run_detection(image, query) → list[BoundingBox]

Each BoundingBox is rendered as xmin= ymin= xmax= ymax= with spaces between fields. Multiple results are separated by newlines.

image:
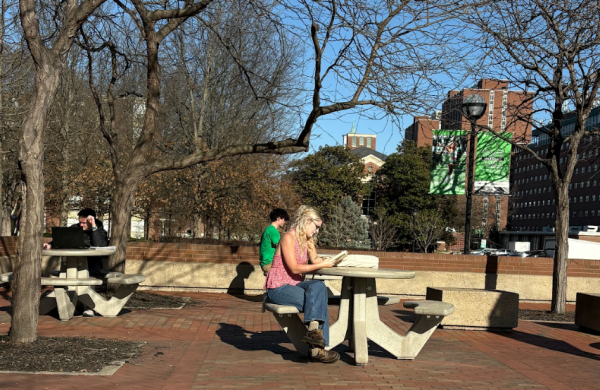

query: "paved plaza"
xmin=0 ymin=289 xmax=598 ymax=390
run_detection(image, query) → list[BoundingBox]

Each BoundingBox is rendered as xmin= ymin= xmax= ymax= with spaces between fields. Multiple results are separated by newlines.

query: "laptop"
xmin=51 ymin=226 xmax=88 ymax=249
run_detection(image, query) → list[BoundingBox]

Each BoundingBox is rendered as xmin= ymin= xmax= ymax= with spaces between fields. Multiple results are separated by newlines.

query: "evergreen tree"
xmin=376 ymin=140 xmax=456 ymax=247
xmin=289 ymin=145 xmax=370 ymax=220
xmin=320 ymin=196 xmax=370 ymax=249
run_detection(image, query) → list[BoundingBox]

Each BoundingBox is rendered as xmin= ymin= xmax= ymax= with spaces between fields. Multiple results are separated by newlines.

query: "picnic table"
xmin=1 ymin=248 xmax=145 ymax=321
xmin=311 ymin=267 xmax=453 ymax=365
xmin=40 ymin=248 xmax=146 ymax=320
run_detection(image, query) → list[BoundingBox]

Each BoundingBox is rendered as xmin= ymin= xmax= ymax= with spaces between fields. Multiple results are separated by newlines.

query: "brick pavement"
xmin=0 ymin=290 xmax=598 ymax=390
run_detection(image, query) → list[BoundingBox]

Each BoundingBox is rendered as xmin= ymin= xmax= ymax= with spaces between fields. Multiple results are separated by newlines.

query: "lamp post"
xmin=461 ymin=94 xmax=487 ymax=255
xmin=412 ymin=209 xmax=418 ymax=252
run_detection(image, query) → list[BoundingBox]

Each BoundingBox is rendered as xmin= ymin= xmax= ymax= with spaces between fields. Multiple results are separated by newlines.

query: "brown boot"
xmin=310 ymin=347 xmax=340 ymax=364
xmin=302 ymin=329 xmax=326 ymax=348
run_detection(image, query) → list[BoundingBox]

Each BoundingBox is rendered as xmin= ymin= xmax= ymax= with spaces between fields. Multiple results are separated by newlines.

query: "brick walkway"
xmin=0 ymin=291 xmax=598 ymax=390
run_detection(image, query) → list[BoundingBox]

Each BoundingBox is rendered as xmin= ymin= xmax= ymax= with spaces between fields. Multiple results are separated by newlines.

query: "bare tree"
xmin=12 ymin=0 xmax=108 ymax=343
xmin=412 ymin=209 xmax=446 ymax=253
xmin=369 ymin=208 xmax=397 ymax=251
xmin=461 ymin=0 xmax=600 ymax=313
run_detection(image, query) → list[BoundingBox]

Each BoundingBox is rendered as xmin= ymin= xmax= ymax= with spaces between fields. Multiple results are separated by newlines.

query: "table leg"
xmin=364 ymin=278 xmax=405 ymax=359
xmin=54 ymin=287 xmax=76 ymax=321
xmin=352 ymin=277 xmax=369 ymax=365
xmin=326 ymin=277 xmax=352 ymax=350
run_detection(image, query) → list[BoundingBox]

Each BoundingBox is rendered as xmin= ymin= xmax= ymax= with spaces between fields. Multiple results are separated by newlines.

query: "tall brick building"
xmin=403 ymin=79 xmax=534 ymax=244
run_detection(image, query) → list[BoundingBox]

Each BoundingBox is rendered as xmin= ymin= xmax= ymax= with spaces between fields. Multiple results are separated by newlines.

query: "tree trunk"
xmin=107 ymin=175 xmax=140 ymax=274
xmin=551 ymin=184 xmax=569 ymax=314
xmin=11 ymin=68 xmax=61 ymax=343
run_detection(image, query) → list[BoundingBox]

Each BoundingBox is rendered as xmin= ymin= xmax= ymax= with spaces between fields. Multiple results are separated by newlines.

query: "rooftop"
xmin=350 ymin=146 xmax=388 ymax=161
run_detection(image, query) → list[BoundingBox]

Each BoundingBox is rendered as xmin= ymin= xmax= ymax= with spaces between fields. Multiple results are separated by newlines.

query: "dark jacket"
xmin=69 ymin=220 xmax=109 ymax=248
xmin=69 ymin=220 xmax=109 ymax=277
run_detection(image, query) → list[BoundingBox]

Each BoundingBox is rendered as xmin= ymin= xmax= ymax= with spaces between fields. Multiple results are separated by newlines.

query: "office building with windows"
xmin=508 ymin=106 xmax=600 ymax=237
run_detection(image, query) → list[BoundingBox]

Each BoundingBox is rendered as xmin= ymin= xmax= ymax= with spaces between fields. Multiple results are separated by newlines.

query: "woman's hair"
xmin=291 ymin=205 xmax=322 ymax=250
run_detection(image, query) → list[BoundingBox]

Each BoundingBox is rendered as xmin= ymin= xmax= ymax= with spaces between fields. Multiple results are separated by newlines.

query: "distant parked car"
xmin=525 ymin=249 xmax=551 ymax=258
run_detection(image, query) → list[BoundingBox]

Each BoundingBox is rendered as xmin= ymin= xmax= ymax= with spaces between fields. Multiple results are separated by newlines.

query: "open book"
xmin=326 ymin=250 xmax=348 ymax=266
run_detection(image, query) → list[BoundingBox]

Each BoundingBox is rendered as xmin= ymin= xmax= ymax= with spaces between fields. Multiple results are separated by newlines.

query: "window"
xmin=367 ymin=166 xmax=373 ymax=173
xmin=586 ymin=210 xmax=589 ymax=217
xmin=588 ymin=181 xmax=591 ymax=187
xmin=367 ymin=137 xmax=372 ymax=148
xmin=580 ymin=196 xmax=584 ymax=203
xmin=574 ymin=183 xmax=578 ymax=189
xmin=553 ymin=199 xmax=556 ymax=205
xmin=573 ymin=211 xmax=577 ymax=217
xmin=352 ymin=137 xmax=356 ymax=147
xmin=361 ymin=189 xmax=376 ymax=215
xmin=534 ymin=189 xmax=538 ymax=194
xmin=359 ymin=137 xmax=364 ymax=146
xmin=586 ymin=196 xmax=590 ymax=202
xmin=595 ymin=180 xmax=598 ymax=186
xmin=576 ymin=168 xmax=579 ymax=174
xmin=542 ymin=200 xmax=545 ymax=206
xmin=589 ymin=166 xmax=593 ymax=173
xmin=569 ymin=183 xmax=572 ymax=189
xmin=580 ymin=211 xmax=583 ymax=217
xmin=573 ymin=197 xmax=576 ymax=203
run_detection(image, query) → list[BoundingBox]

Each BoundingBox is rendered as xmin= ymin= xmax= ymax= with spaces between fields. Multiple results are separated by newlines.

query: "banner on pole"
xmin=474 ymin=132 xmax=512 ymax=196
xmin=429 ymin=130 xmax=468 ymax=195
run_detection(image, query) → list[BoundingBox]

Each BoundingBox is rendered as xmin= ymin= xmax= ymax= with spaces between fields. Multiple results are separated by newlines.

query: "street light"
xmin=461 ymin=94 xmax=487 ymax=255
xmin=412 ymin=209 xmax=418 ymax=252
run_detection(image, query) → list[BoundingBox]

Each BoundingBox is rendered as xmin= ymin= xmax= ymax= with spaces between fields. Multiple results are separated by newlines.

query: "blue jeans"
xmin=268 ymin=280 xmax=330 ymax=346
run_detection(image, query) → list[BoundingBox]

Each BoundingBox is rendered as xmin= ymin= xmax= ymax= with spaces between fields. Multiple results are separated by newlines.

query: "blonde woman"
xmin=264 ymin=206 xmax=339 ymax=364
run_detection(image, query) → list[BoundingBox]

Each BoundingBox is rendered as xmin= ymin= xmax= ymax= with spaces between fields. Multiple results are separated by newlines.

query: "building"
xmin=403 ymin=79 xmax=535 ymax=245
xmin=508 ymin=106 xmax=600 ymax=241
xmin=342 ymin=123 xmax=387 ymax=215
xmin=404 ymin=114 xmax=440 ymax=147
xmin=406 ymin=79 xmax=533 ymax=146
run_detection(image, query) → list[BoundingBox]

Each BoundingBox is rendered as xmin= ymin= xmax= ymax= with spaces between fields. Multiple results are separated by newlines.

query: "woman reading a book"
xmin=264 ymin=206 xmax=340 ymax=364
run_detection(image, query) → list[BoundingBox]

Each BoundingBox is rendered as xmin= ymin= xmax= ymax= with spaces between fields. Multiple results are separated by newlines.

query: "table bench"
xmin=2 ymin=248 xmax=146 ymax=321
xmin=263 ymin=296 xmax=453 ymax=360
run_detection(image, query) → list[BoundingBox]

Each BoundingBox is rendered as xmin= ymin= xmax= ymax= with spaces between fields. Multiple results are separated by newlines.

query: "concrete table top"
xmin=313 ymin=267 xmax=415 ymax=279
xmin=43 ymin=247 xmax=116 ymax=257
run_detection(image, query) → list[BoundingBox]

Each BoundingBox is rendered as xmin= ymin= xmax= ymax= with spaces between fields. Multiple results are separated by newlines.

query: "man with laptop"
xmin=44 ymin=208 xmax=109 ymax=279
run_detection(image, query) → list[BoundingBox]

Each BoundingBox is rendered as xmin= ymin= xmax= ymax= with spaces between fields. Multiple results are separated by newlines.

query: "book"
xmin=328 ymin=250 xmax=348 ymax=266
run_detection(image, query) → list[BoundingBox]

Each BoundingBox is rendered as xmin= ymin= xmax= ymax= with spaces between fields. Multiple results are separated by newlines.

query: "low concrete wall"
xmin=123 ymin=259 xmax=600 ymax=302
xmin=2 ymin=238 xmax=600 ymax=303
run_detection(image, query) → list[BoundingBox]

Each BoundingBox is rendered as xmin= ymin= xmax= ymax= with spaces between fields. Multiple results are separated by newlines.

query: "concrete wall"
xmin=2 ymin=238 xmax=600 ymax=303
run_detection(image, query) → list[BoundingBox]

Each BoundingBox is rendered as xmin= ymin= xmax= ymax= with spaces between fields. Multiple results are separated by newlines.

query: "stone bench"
xmin=575 ymin=293 xmax=600 ymax=333
xmin=426 ymin=287 xmax=519 ymax=331
xmin=263 ymin=301 xmax=310 ymax=357
xmin=263 ymin=298 xmax=454 ymax=359
xmin=76 ymin=272 xmax=146 ymax=318
xmin=400 ymin=300 xmax=455 ymax=359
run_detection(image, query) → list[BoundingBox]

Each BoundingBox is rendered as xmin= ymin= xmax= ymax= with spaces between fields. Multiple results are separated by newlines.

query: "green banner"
xmin=474 ymin=132 xmax=512 ymax=196
xmin=430 ymin=130 xmax=468 ymax=195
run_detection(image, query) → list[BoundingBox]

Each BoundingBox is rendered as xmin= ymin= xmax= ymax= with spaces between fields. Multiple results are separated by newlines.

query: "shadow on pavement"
xmin=498 ymin=329 xmax=600 ymax=361
xmin=216 ymin=322 xmax=385 ymax=365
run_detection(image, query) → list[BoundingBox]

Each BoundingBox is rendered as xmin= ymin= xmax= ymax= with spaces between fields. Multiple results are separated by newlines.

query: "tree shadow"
xmin=498 ymin=329 xmax=600 ymax=361
xmin=485 ymin=255 xmax=498 ymax=290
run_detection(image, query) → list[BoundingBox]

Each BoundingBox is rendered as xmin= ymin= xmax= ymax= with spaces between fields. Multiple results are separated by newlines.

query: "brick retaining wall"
xmin=124 ymin=241 xmax=600 ymax=278
xmin=1 ymin=237 xmax=599 ymax=279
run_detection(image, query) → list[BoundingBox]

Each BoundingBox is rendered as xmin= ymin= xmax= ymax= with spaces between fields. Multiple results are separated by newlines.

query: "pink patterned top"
xmin=264 ymin=230 xmax=307 ymax=289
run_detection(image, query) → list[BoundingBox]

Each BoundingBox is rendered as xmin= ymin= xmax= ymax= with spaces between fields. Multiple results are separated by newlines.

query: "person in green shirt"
xmin=260 ymin=208 xmax=290 ymax=275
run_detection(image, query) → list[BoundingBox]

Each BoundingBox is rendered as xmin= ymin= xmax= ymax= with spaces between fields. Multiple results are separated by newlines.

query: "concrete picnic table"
xmin=38 ymin=248 xmax=145 ymax=321
xmin=312 ymin=267 xmax=416 ymax=365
